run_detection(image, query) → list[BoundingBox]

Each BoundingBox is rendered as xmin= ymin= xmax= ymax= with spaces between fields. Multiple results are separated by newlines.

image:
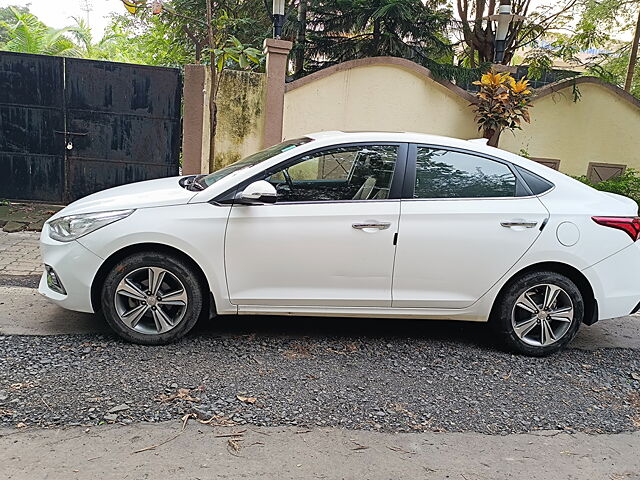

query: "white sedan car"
xmin=39 ymin=131 xmax=640 ymax=356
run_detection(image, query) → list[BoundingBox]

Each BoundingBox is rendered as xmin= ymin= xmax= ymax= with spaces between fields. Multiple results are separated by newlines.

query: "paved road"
xmin=2 ymin=422 xmax=639 ymax=480
xmin=2 ymin=285 xmax=639 ymax=350
xmin=0 ymin=231 xmax=41 ymax=275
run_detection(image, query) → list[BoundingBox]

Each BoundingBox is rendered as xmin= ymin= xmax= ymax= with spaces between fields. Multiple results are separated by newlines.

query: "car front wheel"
xmin=492 ymin=271 xmax=584 ymax=356
xmin=101 ymin=251 xmax=204 ymax=345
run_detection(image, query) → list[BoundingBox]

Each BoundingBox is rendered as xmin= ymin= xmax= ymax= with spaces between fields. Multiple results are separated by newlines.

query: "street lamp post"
xmin=488 ymin=0 xmax=524 ymax=64
xmin=272 ymin=0 xmax=285 ymax=39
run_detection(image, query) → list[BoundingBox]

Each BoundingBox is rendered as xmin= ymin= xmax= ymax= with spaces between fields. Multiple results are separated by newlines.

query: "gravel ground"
xmin=1 ymin=327 xmax=639 ymax=434
xmin=0 ymin=275 xmax=39 ymax=289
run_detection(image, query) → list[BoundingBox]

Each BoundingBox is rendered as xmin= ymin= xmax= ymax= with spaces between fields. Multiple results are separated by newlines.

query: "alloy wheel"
xmin=511 ymin=283 xmax=574 ymax=347
xmin=114 ymin=266 xmax=188 ymax=335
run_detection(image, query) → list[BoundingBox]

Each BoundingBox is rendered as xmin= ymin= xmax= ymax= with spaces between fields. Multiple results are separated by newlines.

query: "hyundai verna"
xmin=39 ymin=132 xmax=640 ymax=356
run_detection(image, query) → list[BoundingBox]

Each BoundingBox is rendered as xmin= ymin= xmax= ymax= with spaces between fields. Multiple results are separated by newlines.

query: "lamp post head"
xmin=486 ymin=0 xmax=525 ymax=63
xmin=495 ymin=0 xmax=512 ymax=42
xmin=272 ymin=0 xmax=285 ymax=38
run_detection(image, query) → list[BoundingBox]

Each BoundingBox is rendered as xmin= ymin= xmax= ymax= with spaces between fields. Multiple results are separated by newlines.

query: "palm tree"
xmin=1 ymin=7 xmax=81 ymax=57
xmin=298 ymin=0 xmax=453 ymax=72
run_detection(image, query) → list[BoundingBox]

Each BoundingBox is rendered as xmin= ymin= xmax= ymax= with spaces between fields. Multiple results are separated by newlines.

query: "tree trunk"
xmin=373 ymin=19 xmax=381 ymax=53
xmin=293 ymin=0 xmax=307 ymax=78
xmin=624 ymin=6 xmax=640 ymax=92
xmin=206 ymin=0 xmax=218 ymax=172
xmin=484 ymin=128 xmax=501 ymax=147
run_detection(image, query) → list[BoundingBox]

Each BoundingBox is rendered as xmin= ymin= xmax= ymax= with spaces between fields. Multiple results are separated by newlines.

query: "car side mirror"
xmin=238 ymin=180 xmax=277 ymax=204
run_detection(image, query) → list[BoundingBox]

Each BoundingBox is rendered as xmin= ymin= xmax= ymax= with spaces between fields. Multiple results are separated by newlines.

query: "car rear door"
xmin=224 ymin=143 xmax=407 ymax=308
xmin=392 ymin=144 xmax=549 ymax=309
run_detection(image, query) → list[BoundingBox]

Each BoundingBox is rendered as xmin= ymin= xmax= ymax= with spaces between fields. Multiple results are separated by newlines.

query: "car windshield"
xmin=198 ymin=137 xmax=312 ymax=188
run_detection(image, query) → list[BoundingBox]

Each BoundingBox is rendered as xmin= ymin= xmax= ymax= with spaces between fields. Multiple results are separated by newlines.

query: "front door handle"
xmin=352 ymin=222 xmax=391 ymax=230
xmin=501 ymin=220 xmax=538 ymax=228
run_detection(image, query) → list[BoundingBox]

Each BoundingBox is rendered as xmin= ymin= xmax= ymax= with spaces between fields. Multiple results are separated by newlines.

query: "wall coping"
xmin=534 ymin=76 xmax=640 ymax=110
xmin=284 ymin=56 xmax=476 ymax=103
xmin=285 ymin=56 xmax=640 ymax=111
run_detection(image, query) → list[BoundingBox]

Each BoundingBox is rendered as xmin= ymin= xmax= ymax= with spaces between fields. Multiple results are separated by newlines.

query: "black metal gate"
xmin=0 ymin=52 xmax=181 ymax=203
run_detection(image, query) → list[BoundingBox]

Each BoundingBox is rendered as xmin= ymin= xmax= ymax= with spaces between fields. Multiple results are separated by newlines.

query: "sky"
xmin=0 ymin=0 xmax=633 ymax=43
xmin=0 ymin=0 xmax=123 ymax=39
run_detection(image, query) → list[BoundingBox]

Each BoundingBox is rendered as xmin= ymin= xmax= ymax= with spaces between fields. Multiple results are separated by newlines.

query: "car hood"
xmin=50 ymin=176 xmax=198 ymax=219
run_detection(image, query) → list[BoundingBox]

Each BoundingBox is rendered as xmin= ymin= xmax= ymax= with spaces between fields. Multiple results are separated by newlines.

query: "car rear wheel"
xmin=491 ymin=271 xmax=583 ymax=356
xmin=101 ymin=251 xmax=204 ymax=345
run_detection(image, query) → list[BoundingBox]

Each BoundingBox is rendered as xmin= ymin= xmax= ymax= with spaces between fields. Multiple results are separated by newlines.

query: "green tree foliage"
xmin=93 ymin=14 xmax=197 ymax=66
xmin=0 ymin=6 xmax=81 ymax=56
xmin=0 ymin=5 xmax=29 ymax=44
xmin=519 ymin=0 xmax=640 ymax=97
xmin=575 ymin=169 xmax=640 ymax=206
xmin=120 ymin=0 xmax=271 ymax=65
xmin=296 ymin=0 xmax=452 ymax=70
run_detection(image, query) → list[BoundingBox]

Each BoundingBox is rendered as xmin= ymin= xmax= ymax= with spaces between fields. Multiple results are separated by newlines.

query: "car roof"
xmin=193 ymin=130 xmax=609 ymax=205
xmin=301 ymin=130 xmax=567 ymax=184
xmin=304 ymin=130 xmax=480 ymax=150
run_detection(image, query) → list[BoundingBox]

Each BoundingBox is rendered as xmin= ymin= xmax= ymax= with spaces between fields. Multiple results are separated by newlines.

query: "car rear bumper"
xmin=37 ymin=225 xmax=103 ymax=313
xmin=582 ymin=242 xmax=640 ymax=320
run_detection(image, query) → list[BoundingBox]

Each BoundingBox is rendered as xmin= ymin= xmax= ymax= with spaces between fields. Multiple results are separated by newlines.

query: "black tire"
xmin=101 ymin=251 xmax=204 ymax=345
xmin=491 ymin=271 xmax=583 ymax=356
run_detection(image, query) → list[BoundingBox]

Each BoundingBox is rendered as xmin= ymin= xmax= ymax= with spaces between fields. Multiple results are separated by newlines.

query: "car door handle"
xmin=352 ymin=222 xmax=391 ymax=230
xmin=500 ymin=220 xmax=538 ymax=228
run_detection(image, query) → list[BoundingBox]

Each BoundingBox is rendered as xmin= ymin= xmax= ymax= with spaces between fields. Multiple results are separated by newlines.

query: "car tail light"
xmin=592 ymin=216 xmax=640 ymax=241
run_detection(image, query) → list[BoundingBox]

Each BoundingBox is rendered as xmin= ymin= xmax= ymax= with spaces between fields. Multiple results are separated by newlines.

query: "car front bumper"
xmin=38 ymin=224 xmax=104 ymax=313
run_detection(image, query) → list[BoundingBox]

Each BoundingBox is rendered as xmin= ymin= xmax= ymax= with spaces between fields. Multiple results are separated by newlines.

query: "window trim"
xmin=213 ymin=142 xmax=409 ymax=205
xmin=403 ymin=143 xmax=534 ymax=201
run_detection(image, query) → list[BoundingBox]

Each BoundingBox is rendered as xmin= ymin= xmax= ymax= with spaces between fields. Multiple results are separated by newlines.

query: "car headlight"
xmin=48 ymin=209 xmax=134 ymax=242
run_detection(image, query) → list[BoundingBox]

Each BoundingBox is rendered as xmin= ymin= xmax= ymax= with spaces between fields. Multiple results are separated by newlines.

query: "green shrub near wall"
xmin=574 ymin=169 xmax=640 ymax=207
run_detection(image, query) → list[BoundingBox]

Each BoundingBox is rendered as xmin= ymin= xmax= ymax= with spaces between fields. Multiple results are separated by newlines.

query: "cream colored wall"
xmin=282 ymin=64 xmax=640 ymax=178
xmin=500 ymin=83 xmax=640 ymax=176
xmin=213 ymin=70 xmax=267 ymax=170
xmin=283 ymin=64 xmax=479 ymax=140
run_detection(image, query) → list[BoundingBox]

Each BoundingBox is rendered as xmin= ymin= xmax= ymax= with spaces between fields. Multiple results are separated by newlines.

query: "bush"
xmin=574 ymin=169 xmax=640 ymax=206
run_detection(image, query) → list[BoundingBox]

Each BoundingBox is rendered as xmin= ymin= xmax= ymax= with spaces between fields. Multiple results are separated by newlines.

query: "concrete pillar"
xmin=262 ymin=38 xmax=293 ymax=148
xmin=182 ymin=64 xmax=211 ymax=175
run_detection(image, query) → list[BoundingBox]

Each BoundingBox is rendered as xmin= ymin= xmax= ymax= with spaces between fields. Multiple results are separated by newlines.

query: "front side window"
xmin=414 ymin=148 xmax=517 ymax=199
xmin=199 ymin=137 xmax=312 ymax=188
xmin=266 ymin=145 xmax=398 ymax=202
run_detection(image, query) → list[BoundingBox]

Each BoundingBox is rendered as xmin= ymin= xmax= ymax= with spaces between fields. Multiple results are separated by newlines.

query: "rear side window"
xmin=514 ymin=165 xmax=554 ymax=195
xmin=414 ymin=148 xmax=517 ymax=199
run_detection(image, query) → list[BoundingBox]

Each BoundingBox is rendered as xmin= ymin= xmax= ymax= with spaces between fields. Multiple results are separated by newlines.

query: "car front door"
xmin=392 ymin=145 xmax=549 ymax=309
xmin=224 ymin=143 xmax=406 ymax=308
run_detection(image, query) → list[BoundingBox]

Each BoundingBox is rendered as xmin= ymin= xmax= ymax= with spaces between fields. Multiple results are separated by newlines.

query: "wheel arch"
xmin=90 ymin=243 xmax=213 ymax=314
xmin=492 ymin=261 xmax=598 ymax=325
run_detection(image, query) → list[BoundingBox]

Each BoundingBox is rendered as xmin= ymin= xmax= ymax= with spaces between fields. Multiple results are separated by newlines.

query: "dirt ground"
xmin=1 ymin=422 xmax=639 ymax=480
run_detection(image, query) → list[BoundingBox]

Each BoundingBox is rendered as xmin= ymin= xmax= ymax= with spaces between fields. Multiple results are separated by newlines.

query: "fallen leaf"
xmin=197 ymin=415 xmax=237 ymax=427
xmin=157 ymin=388 xmax=200 ymax=403
xmin=237 ymin=395 xmax=257 ymax=404
xmin=228 ymin=438 xmax=242 ymax=452
xmin=10 ymin=382 xmax=34 ymax=391
xmin=15 ymin=422 xmax=27 ymax=428
xmin=181 ymin=413 xmax=196 ymax=430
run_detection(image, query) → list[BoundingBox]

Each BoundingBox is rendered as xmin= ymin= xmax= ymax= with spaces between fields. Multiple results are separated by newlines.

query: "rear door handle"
xmin=352 ymin=222 xmax=391 ymax=230
xmin=500 ymin=220 xmax=538 ymax=228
